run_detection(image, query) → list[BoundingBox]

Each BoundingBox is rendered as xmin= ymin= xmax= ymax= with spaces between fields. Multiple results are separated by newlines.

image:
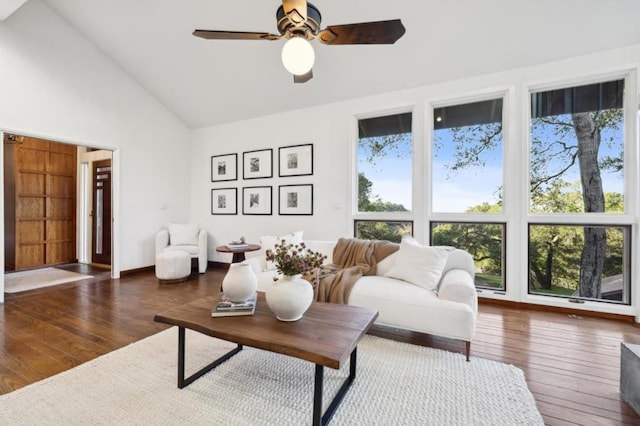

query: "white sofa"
xmin=244 ymin=239 xmax=478 ymax=360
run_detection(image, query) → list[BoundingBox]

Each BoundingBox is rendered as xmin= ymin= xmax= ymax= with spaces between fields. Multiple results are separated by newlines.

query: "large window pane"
xmin=431 ymin=222 xmax=505 ymax=290
xmin=432 ymin=99 xmax=503 ymax=213
xmin=528 ymin=224 xmax=630 ymax=304
xmin=354 ymin=220 xmax=413 ymax=243
xmin=357 ymin=112 xmax=412 ymax=213
xmin=530 ymin=80 xmax=624 ymax=213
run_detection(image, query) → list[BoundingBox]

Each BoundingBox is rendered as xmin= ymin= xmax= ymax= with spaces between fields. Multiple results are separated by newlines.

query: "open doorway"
xmin=78 ymin=148 xmax=113 ymax=268
xmin=3 ymin=134 xmax=114 ymax=273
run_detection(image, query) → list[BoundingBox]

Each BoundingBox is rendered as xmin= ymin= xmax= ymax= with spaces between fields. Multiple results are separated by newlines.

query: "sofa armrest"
xmin=155 ymin=229 xmax=169 ymax=257
xmin=242 ymin=256 xmax=264 ymax=275
xmin=437 ymin=269 xmax=478 ymax=317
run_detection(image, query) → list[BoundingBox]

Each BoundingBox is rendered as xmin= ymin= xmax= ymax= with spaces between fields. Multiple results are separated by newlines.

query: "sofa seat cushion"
xmin=163 ymin=244 xmax=199 ymax=256
xmin=349 ymin=275 xmax=476 ymax=341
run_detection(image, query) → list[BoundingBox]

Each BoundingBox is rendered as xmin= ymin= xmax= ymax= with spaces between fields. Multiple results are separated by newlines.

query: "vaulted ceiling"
xmin=37 ymin=0 xmax=640 ymax=129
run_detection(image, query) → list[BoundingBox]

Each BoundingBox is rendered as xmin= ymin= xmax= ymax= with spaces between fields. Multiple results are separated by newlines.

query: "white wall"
xmin=191 ymin=43 xmax=640 ymax=320
xmin=0 ymin=0 xmax=191 ymax=301
xmin=191 ymin=105 xmax=352 ymax=263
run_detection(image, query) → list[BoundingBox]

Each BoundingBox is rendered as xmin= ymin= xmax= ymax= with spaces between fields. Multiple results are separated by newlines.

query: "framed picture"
xmin=211 ymin=153 xmax=238 ymax=182
xmin=243 ymin=149 xmax=273 ymax=179
xmin=279 ymin=184 xmax=313 ymax=215
xmin=278 ymin=144 xmax=313 ymax=177
xmin=211 ymin=188 xmax=237 ymax=215
xmin=242 ymin=186 xmax=272 ymax=215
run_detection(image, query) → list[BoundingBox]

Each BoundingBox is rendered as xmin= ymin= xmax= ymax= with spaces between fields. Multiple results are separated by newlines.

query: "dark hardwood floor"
xmin=1 ymin=266 xmax=639 ymax=425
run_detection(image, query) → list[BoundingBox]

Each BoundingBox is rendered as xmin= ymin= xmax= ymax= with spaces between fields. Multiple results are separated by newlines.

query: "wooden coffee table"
xmin=154 ymin=292 xmax=377 ymax=426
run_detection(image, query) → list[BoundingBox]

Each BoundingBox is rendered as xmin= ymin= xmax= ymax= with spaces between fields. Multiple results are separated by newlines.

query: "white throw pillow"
xmin=384 ymin=237 xmax=449 ymax=290
xmin=168 ymin=223 xmax=199 ymax=246
xmin=260 ymin=231 xmax=304 ymax=272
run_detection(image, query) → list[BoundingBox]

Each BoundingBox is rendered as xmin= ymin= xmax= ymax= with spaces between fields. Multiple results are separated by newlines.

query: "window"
xmin=357 ymin=112 xmax=412 ymax=213
xmin=355 ymin=220 xmax=413 ymax=243
xmin=350 ymin=74 xmax=634 ymax=315
xmin=432 ymin=98 xmax=503 ymax=213
xmin=355 ymin=112 xmax=412 ymax=242
xmin=528 ymin=224 xmax=630 ymax=304
xmin=528 ymin=79 xmax=629 ymax=305
xmin=530 ymin=80 xmax=624 ymax=213
xmin=431 ymin=222 xmax=505 ymax=290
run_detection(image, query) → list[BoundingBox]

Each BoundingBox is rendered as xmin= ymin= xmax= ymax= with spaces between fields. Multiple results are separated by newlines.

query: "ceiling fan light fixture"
xmin=281 ymin=37 xmax=315 ymax=75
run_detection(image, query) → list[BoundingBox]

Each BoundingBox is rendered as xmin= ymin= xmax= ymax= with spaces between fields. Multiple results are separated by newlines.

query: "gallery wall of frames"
xmin=210 ymin=144 xmax=314 ymax=216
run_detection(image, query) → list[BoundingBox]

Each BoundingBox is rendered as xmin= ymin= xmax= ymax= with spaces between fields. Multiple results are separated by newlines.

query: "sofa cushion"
xmin=260 ymin=231 xmax=303 ymax=271
xmin=168 ymin=223 xmax=199 ymax=246
xmin=384 ymin=237 xmax=448 ymax=290
xmin=164 ymin=245 xmax=199 ymax=256
xmin=375 ymin=251 xmax=398 ymax=276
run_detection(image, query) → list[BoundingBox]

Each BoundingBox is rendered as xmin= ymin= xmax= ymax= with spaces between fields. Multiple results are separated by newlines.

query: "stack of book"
xmin=226 ymin=241 xmax=249 ymax=249
xmin=211 ymin=293 xmax=256 ymax=317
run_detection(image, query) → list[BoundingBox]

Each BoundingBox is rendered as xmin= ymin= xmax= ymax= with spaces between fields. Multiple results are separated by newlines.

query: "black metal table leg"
xmin=313 ymin=347 xmax=358 ymax=425
xmin=177 ymin=326 xmax=243 ymax=389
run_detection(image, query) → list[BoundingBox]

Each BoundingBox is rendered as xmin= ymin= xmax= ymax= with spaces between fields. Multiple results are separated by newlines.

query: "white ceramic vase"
xmin=265 ymin=274 xmax=313 ymax=321
xmin=222 ymin=263 xmax=258 ymax=302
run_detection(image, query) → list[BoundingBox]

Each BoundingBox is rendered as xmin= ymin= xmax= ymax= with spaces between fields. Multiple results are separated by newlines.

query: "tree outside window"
xmin=528 ymin=79 xmax=627 ymax=302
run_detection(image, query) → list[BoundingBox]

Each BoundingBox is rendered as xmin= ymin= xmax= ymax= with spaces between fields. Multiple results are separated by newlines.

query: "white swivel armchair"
xmin=156 ymin=224 xmax=208 ymax=274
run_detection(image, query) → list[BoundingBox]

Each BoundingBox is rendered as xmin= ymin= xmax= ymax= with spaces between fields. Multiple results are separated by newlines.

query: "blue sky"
xmin=357 ymin=131 xmax=502 ymax=212
xmin=358 ymin=118 xmax=623 ymax=213
xmin=357 ymin=142 xmax=413 ymax=210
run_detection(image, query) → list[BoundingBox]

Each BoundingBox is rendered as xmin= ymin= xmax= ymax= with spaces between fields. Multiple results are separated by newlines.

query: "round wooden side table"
xmin=216 ymin=244 xmax=261 ymax=263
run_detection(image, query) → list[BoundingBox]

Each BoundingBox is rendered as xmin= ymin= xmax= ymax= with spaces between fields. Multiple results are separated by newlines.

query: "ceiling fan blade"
xmin=294 ymin=69 xmax=313 ymax=84
xmin=282 ymin=0 xmax=307 ymax=26
xmin=193 ymin=30 xmax=281 ymax=41
xmin=317 ymin=19 xmax=405 ymax=45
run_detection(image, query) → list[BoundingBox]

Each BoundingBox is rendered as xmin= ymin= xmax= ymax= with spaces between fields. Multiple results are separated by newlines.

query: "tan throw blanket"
xmin=311 ymin=238 xmax=398 ymax=304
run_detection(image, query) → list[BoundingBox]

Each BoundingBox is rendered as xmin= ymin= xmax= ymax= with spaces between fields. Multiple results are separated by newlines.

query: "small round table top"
xmin=215 ymin=244 xmax=261 ymax=254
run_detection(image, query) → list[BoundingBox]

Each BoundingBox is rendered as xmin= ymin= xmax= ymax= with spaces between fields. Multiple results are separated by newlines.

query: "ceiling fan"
xmin=193 ymin=0 xmax=406 ymax=83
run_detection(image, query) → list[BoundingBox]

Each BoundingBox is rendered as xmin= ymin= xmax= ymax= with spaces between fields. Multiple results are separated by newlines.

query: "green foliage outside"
xmin=429 ymin=181 xmax=625 ymax=293
xmin=475 ymin=273 xmax=502 ymax=289
xmin=431 ymin=221 xmax=504 ymax=289
xmin=528 ymin=180 xmax=625 ymax=295
xmin=355 ymin=221 xmax=412 ymax=244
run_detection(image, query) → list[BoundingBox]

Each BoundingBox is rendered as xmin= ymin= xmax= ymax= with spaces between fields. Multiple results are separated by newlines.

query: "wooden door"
xmin=3 ymin=135 xmax=18 ymax=270
xmin=91 ymin=159 xmax=111 ymax=265
xmin=3 ymin=135 xmax=77 ymax=271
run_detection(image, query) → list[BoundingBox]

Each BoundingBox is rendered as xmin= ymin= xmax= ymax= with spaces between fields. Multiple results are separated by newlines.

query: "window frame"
xmin=353 ymin=107 xmax=416 ymax=226
xmin=346 ymin=70 xmax=638 ymax=319
xmin=430 ymin=220 xmax=507 ymax=293
xmin=526 ymin=222 xmax=632 ymax=306
xmin=428 ymin=90 xmax=510 ymax=216
xmin=522 ymin=70 xmax=638 ymax=315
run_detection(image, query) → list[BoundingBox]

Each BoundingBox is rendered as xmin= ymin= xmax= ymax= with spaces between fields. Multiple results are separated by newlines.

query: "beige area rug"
xmin=0 ymin=327 xmax=544 ymax=425
xmin=4 ymin=267 xmax=93 ymax=293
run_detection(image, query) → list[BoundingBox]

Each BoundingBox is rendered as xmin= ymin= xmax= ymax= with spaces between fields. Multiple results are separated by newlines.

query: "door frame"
xmin=0 ymin=128 xmax=121 ymax=303
xmin=79 ymin=151 xmax=113 ymax=266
